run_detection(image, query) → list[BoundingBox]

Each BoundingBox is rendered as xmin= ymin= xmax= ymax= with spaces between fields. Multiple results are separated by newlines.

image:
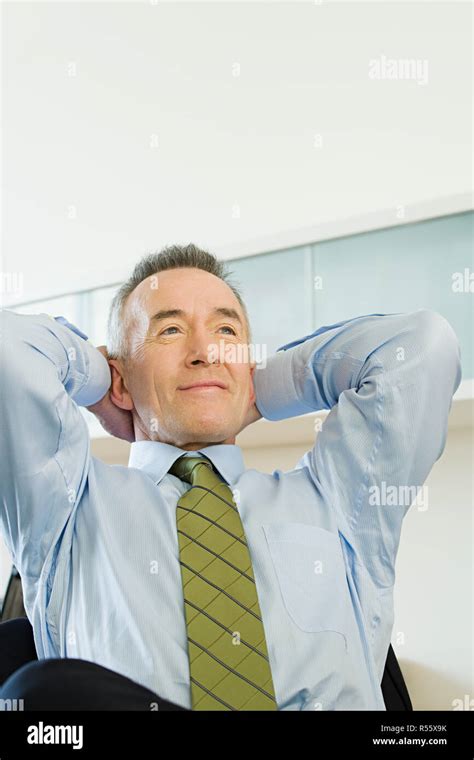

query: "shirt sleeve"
xmin=0 ymin=309 xmax=111 ymax=583
xmin=253 ymin=309 xmax=462 ymax=587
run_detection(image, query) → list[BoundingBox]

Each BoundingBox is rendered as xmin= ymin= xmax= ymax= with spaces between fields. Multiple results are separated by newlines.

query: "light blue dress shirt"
xmin=0 ymin=307 xmax=461 ymax=710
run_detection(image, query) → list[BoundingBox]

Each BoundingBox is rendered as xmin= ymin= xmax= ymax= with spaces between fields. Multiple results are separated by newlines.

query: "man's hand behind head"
xmin=86 ymin=346 xmax=135 ymax=443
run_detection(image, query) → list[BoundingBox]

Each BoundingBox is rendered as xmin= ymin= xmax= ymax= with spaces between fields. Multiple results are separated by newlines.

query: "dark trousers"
xmin=0 ymin=618 xmax=188 ymax=711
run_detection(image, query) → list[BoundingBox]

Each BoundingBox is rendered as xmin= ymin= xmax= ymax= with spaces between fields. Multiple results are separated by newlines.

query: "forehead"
xmin=128 ymin=267 xmax=243 ymax=322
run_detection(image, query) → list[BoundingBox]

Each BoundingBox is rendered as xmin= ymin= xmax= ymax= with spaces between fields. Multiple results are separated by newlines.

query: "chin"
xmin=192 ymin=425 xmax=228 ymax=439
xmin=182 ymin=418 xmax=233 ymax=440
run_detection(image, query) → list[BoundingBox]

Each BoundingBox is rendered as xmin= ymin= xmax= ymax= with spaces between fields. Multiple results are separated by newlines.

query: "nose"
xmin=184 ymin=328 xmax=220 ymax=367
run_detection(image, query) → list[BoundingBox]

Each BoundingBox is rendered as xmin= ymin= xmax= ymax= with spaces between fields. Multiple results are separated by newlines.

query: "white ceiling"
xmin=3 ymin=1 xmax=472 ymax=303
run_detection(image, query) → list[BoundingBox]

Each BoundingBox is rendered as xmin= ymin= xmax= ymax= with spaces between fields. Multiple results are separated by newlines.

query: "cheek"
xmin=131 ymin=364 xmax=162 ymax=403
xmin=232 ymin=368 xmax=254 ymax=396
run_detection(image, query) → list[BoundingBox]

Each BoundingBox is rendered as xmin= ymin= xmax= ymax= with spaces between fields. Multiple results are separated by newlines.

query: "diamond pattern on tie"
xmin=169 ymin=454 xmax=278 ymax=711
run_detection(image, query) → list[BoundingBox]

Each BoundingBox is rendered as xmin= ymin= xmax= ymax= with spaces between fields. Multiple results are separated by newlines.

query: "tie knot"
xmin=169 ymin=455 xmax=214 ymax=485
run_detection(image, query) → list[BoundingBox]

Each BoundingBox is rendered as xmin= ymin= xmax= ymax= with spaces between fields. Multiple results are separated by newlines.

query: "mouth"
xmin=179 ymin=381 xmax=228 ymax=392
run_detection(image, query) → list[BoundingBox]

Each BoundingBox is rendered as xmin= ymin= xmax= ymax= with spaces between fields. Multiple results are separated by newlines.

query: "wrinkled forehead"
xmin=124 ymin=268 xmax=244 ymax=339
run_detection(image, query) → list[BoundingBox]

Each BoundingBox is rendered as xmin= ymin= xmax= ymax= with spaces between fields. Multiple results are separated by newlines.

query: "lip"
xmin=179 ymin=381 xmax=228 ymax=391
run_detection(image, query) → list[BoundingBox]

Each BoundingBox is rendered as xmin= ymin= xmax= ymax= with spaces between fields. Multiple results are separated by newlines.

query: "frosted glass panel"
xmin=12 ymin=294 xmax=84 ymax=326
xmin=227 ymin=246 xmax=313 ymax=354
xmin=87 ymin=285 xmax=120 ymax=347
xmin=311 ymin=211 xmax=473 ymax=378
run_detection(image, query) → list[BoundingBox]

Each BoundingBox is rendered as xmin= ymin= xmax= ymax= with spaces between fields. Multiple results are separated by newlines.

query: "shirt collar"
xmin=127 ymin=440 xmax=245 ymax=487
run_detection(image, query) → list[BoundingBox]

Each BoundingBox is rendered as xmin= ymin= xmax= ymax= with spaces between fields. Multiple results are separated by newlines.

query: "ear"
xmin=108 ymin=359 xmax=134 ymax=411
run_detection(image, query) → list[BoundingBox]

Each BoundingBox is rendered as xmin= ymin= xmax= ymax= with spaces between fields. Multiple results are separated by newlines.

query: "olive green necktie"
xmin=169 ymin=454 xmax=278 ymax=711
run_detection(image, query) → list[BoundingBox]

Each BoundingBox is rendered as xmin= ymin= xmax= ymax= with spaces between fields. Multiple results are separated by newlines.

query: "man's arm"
xmin=0 ymin=309 xmax=111 ymax=583
xmin=253 ymin=309 xmax=462 ymax=587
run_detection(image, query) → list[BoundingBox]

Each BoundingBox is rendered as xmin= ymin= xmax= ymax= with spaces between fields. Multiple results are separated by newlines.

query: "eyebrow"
xmin=149 ymin=307 xmax=243 ymax=328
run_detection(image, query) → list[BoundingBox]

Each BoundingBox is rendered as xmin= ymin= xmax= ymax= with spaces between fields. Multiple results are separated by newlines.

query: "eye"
xmin=159 ymin=325 xmax=237 ymax=336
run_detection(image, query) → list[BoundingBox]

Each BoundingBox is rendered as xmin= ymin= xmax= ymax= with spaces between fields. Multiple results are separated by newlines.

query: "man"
xmin=0 ymin=244 xmax=462 ymax=710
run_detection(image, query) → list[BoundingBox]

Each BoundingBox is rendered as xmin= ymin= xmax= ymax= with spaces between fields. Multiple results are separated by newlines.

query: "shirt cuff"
xmin=74 ymin=347 xmax=111 ymax=407
xmin=253 ymin=348 xmax=314 ymax=421
xmin=50 ymin=314 xmax=111 ymax=407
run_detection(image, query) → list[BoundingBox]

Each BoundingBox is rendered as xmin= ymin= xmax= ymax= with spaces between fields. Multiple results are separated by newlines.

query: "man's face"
xmin=109 ymin=267 xmax=256 ymax=449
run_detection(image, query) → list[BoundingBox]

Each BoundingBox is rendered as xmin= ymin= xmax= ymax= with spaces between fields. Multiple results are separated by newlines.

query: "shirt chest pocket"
xmin=262 ymin=522 xmax=350 ymax=644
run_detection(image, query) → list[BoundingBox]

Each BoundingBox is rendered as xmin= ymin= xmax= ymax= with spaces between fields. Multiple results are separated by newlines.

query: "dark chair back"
xmin=381 ymin=642 xmax=413 ymax=710
xmin=0 ymin=567 xmax=27 ymax=621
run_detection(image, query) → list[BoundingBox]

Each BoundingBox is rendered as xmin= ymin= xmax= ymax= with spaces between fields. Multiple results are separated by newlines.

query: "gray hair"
xmin=107 ymin=243 xmax=252 ymax=363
